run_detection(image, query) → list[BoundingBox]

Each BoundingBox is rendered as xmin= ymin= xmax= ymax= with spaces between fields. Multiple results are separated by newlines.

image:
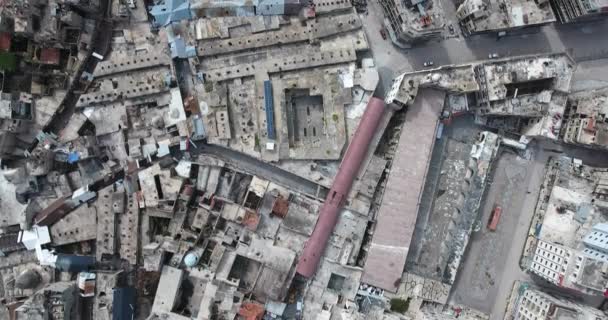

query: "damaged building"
xmin=191 ymin=9 xmax=379 ymax=164
xmin=456 ymin=0 xmax=556 ymax=35
xmin=378 ymin=0 xmax=446 ymax=47
xmin=523 ymin=156 xmax=608 ymax=296
xmin=386 ymin=53 xmax=576 ymax=142
xmin=1 ymin=0 xmax=606 ymax=316
xmin=0 ymin=0 xmax=99 ymax=146
xmin=351 ymin=53 xmax=579 ymax=317
xmin=561 ymin=87 xmax=608 ymax=150
xmin=513 ymin=286 xmax=606 ymax=319
xmin=550 ymin=0 xmax=608 ymax=23
xmin=456 ymin=0 xmax=608 ymax=35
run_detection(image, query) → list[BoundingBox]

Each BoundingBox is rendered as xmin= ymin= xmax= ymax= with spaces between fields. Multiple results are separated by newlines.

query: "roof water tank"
xmin=184 ymin=252 xmax=199 ymax=267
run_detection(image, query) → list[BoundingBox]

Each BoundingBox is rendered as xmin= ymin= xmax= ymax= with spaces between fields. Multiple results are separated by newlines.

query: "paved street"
xmin=361 ymin=0 xmax=608 ymax=94
xmin=572 ymin=57 xmax=608 ymax=91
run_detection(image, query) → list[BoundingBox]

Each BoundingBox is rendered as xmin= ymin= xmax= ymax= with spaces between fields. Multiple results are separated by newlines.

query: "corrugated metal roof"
xmin=361 ymin=89 xmax=444 ymax=292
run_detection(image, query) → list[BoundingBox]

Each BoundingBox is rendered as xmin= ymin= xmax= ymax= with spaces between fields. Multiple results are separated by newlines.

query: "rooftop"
xmin=361 ymin=88 xmax=444 ymax=292
xmin=562 ymin=87 xmax=608 ymax=150
xmin=456 ymin=0 xmax=556 ymax=35
xmin=527 ymin=156 xmax=608 ymax=295
xmin=378 ymin=0 xmax=446 ymax=46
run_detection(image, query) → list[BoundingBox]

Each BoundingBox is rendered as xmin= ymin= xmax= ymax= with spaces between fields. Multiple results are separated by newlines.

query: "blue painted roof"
xmin=55 ymin=254 xmax=95 ymax=272
xmin=113 ymin=287 xmax=136 ymax=320
xmin=264 ymin=80 xmax=275 ymax=140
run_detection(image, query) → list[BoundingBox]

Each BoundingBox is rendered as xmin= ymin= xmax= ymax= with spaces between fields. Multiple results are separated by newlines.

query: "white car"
xmin=423 ymin=61 xmax=434 ymax=67
xmin=489 ymin=53 xmax=500 ymax=59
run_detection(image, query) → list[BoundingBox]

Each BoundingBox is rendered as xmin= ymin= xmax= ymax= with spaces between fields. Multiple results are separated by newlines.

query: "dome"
xmin=15 ymin=269 xmax=41 ymax=289
xmin=184 ymin=253 xmax=199 ymax=267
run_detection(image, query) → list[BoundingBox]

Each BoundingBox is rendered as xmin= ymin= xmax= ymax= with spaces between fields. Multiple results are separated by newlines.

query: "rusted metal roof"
xmin=361 ymin=89 xmax=444 ymax=292
xmin=35 ymin=196 xmax=75 ymax=226
xmin=238 ymin=302 xmax=264 ymax=320
xmin=271 ymin=195 xmax=289 ymax=218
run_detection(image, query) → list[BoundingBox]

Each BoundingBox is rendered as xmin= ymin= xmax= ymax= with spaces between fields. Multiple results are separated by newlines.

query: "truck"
xmin=487 ymin=205 xmax=502 ymax=231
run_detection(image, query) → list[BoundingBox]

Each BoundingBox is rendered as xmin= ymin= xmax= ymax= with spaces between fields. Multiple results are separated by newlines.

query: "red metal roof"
xmin=0 ymin=32 xmax=10 ymax=52
xmin=40 ymin=48 xmax=60 ymax=65
xmin=296 ymin=97 xmax=386 ymax=278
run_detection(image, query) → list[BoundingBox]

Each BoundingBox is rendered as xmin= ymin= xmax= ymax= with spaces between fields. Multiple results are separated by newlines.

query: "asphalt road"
xmin=361 ymin=0 xmax=608 ymax=94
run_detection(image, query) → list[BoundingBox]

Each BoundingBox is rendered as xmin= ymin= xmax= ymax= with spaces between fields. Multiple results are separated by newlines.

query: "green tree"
xmin=390 ymin=298 xmax=410 ymax=313
xmin=0 ymin=52 xmax=16 ymax=72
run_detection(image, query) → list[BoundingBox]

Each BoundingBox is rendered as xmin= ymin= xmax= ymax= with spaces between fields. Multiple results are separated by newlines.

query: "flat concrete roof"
xmin=361 ymin=88 xmax=444 ymax=292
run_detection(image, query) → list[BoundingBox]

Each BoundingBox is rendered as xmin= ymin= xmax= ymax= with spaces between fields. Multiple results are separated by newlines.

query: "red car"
xmin=380 ymin=29 xmax=387 ymax=40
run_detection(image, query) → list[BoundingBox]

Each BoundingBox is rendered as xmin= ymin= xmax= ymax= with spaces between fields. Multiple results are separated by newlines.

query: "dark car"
xmin=380 ymin=29 xmax=387 ymax=40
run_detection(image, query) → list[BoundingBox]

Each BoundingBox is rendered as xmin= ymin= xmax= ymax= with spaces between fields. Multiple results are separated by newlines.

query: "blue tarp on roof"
xmin=170 ymin=37 xmax=197 ymax=59
xmin=67 ymin=152 xmax=80 ymax=164
xmin=149 ymin=0 xmax=192 ymax=27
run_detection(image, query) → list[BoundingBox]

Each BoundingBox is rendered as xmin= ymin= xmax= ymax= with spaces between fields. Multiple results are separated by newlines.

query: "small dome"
xmin=184 ymin=253 xmax=199 ymax=267
xmin=15 ymin=269 xmax=41 ymax=289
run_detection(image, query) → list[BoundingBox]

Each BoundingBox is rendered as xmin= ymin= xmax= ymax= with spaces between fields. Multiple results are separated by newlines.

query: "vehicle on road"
xmin=488 ymin=205 xmax=502 ymax=231
xmin=489 ymin=53 xmax=500 ymax=59
xmin=448 ymin=24 xmax=455 ymax=34
xmin=423 ymin=61 xmax=434 ymax=67
xmin=380 ymin=29 xmax=387 ymax=40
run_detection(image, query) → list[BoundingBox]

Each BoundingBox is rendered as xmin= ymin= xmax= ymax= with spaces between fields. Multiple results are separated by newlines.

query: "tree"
xmin=0 ymin=52 xmax=16 ymax=72
xmin=390 ymin=298 xmax=410 ymax=314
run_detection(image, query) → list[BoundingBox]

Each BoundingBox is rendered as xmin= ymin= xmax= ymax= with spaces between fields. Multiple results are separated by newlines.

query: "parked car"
xmin=423 ymin=61 xmax=434 ymax=67
xmin=380 ymin=29 xmax=387 ymax=40
xmin=488 ymin=53 xmax=500 ymax=59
